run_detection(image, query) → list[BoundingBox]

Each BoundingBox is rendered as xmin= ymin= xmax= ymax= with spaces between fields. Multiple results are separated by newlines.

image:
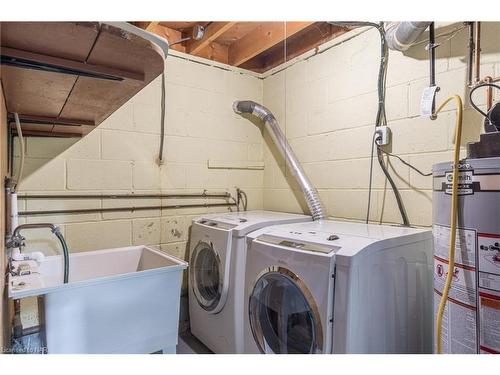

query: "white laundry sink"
xmin=8 ymin=245 xmax=188 ymax=354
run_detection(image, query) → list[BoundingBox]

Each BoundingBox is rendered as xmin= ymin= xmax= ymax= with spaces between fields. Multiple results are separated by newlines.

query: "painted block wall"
xmin=15 ymin=53 xmax=264 ymax=287
xmin=262 ymin=24 xmax=500 ymax=227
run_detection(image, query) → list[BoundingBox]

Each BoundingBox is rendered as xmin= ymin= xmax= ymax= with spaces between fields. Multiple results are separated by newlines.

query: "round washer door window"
xmin=249 ymin=267 xmax=323 ymax=354
xmin=190 ymin=241 xmax=222 ymax=311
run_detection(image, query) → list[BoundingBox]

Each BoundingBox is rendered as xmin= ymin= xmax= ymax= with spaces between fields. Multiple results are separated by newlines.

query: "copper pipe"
xmin=474 ymin=22 xmax=481 ymax=84
xmin=485 ymin=76 xmax=493 ymax=111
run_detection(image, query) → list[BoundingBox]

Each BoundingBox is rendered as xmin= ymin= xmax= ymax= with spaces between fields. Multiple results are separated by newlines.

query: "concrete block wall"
xmin=262 ymin=24 xmax=500 ymax=227
xmin=15 ymin=54 xmax=264 ymax=278
xmin=12 ymin=24 xmax=500 ymax=263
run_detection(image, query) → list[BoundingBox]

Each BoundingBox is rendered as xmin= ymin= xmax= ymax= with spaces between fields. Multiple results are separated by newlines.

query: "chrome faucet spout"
xmin=9 ymin=223 xmax=70 ymax=283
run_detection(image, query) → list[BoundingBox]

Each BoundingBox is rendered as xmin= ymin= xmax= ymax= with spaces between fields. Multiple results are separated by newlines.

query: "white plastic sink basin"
xmin=8 ymin=245 xmax=188 ymax=354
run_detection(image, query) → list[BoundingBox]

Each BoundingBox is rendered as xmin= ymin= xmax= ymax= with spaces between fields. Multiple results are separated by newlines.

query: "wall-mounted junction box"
xmin=375 ymin=126 xmax=391 ymax=147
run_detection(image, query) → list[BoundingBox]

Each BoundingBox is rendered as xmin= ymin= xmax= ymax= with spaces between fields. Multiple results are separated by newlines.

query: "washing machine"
xmin=188 ymin=210 xmax=311 ymax=353
xmin=243 ymin=220 xmax=434 ymax=354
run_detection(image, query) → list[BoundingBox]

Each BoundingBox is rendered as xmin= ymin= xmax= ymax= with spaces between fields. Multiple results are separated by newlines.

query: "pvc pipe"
xmin=384 ymin=21 xmax=431 ymax=51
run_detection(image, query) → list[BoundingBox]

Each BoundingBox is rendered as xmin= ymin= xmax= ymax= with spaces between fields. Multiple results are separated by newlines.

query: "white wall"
xmin=16 ymin=54 xmax=264 ymax=276
xmin=262 ymin=24 xmax=500 ymax=226
xmin=15 ymin=23 xmax=500 ymax=261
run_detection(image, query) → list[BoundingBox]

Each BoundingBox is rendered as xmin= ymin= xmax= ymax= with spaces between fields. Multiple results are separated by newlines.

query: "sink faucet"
xmin=7 ymin=223 xmax=70 ymax=283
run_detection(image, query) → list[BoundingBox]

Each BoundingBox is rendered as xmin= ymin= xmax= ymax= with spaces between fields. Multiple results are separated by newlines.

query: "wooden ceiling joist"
xmin=228 ymin=22 xmax=314 ymax=67
xmin=187 ymin=22 xmax=237 ymax=55
xmin=143 ymin=23 xmax=186 ymax=52
xmin=145 ymin=22 xmax=159 ymax=32
xmin=133 ymin=21 xmax=350 ymax=73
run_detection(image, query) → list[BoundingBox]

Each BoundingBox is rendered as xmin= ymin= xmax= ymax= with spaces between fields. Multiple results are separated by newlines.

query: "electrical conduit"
xmin=13 ymin=113 xmax=25 ymax=192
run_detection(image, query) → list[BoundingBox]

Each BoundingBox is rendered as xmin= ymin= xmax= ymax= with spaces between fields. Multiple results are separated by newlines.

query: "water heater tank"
xmin=432 ymin=156 xmax=500 ymax=354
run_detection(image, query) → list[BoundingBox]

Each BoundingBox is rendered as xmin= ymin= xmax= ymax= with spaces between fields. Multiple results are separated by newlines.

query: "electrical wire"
xmin=13 ymin=113 xmax=25 ymax=193
xmin=366 ymin=132 xmax=378 ymax=223
xmin=377 ymin=147 xmax=432 ymax=177
xmin=350 ymin=22 xmax=409 ymax=226
xmin=158 ymin=72 xmax=166 ymax=164
xmin=435 ymin=95 xmax=463 ymax=354
xmin=236 ymin=188 xmax=248 ymax=211
xmin=377 ymin=147 xmax=410 ymax=226
xmin=469 ymin=82 xmax=500 ymax=129
xmin=335 ymin=22 xmax=389 ymax=223
xmin=240 ymin=189 xmax=248 ymax=211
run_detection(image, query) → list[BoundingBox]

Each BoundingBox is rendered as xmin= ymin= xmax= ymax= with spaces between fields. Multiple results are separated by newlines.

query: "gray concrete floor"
xmin=177 ymin=331 xmax=213 ymax=354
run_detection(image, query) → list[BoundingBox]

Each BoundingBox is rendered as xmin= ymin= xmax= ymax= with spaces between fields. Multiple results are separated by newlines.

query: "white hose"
xmin=13 ymin=112 xmax=25 ymax=192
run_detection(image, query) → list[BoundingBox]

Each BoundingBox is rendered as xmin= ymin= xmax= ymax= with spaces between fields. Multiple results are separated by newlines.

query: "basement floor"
xmin=177 ymin=332 xmax=213 ymax=354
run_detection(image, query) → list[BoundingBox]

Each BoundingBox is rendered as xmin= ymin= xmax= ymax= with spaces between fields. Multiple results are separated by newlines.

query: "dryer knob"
xmin=327 ymin=234 xmax=339 ymax=241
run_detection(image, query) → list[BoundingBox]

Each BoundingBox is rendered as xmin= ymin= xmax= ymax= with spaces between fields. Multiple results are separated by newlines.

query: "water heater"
xmin=432 ymin=130 xmax=500 ymax=354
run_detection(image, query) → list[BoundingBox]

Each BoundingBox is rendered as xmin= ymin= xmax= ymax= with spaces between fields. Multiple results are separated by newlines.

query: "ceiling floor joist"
xmin=187 ymin=22 xmax=237 ymax=55
xmin=228 ymin=22 xmax=314 ymax=67
xmin=133 ymin=21 xmax=349 ymax=73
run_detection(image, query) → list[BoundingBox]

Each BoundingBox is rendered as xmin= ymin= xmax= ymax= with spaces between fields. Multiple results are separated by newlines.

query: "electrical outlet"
xmin=375 ymin=126 xmax=391 ymax=147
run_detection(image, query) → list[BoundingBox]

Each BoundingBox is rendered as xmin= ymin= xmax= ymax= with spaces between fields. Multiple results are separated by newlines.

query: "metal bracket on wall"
xmin=427 ymin=22 xmax=440 ymax=120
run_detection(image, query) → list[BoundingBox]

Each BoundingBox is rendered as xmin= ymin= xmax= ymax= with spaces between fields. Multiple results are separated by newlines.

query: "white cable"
xmin=13 ymin=113 xmax=25 ymax=192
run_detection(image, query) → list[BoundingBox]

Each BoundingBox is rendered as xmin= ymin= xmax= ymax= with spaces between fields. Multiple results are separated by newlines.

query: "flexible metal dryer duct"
xmin=233 ymin=100 xmax=327 ymax=221
xmin=384 ymin=21 xmax=431 ymax=51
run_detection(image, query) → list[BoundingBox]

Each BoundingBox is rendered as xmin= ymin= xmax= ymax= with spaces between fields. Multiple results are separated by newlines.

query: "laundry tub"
xmin=9 ymin=245 xmax=188 ymax=354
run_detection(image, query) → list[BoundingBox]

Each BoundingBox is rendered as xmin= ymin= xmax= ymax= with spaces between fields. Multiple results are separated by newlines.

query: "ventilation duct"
xmin=384 ymin=21 xmax=431 ymax=51
xmin=233 ymin=101 xmax=327 ymax=221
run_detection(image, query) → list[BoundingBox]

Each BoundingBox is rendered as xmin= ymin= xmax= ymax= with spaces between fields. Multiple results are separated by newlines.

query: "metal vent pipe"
xmin=233 ymin=100 xmax=327 ymax=221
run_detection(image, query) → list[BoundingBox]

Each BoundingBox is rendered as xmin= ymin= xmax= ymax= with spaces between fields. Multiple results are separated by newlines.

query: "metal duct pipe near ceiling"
xmin=384 ymin=21 xmax=431 ymax=51
xmin=233 ymin=100 xmax=327 ymax=221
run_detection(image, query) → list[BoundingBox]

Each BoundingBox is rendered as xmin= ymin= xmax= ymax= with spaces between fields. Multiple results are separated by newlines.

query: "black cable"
xmin=377 ymin=147 xmax=432 ymax=177
xmin=241 ymin=190 xmax=248 ymax=211
xmin=366 ymin=132 xmax=377 ymax=223
xmin=330 ymin=22 xmax=410 ymax=226
xmin=469 ymin=83 xmax=500 ymax=126
xmin=377 ymin=147 xmax=410 ymax=226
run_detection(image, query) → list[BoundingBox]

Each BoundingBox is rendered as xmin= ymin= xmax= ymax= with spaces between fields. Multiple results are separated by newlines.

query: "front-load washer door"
xmin=191 ymin=240 xmax=222 ymax=312
xmin=248 ymin=266 xmax=323 ymax=354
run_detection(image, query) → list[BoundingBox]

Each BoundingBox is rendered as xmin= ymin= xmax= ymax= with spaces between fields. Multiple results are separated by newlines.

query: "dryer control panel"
xmin=255 ymin=234 xmax=340 ymax=254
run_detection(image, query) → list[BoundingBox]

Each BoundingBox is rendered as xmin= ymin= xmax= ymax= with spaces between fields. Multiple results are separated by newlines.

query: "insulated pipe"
xmin=384 ymin=22 xmax=431 ymax=51
xmin=233 ymin=101 xmax=327 ymax=221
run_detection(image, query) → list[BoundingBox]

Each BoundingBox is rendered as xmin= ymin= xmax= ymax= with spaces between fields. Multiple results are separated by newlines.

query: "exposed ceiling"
xmin=0 ymin=22 xmax=165 ymax=138
xmin=132 ymin=22 xmax=350 ymax=73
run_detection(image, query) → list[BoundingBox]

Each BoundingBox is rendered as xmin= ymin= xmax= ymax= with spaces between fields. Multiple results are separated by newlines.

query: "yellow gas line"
xmin=434 ymin=95 xmax=463 ymax=354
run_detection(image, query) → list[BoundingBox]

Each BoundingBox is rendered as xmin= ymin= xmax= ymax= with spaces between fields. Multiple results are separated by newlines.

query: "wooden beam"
xmin=145 ymin=24 xmax=186 ymax=52
xmin=1 ymin=47 xmax=144 ymax=82
xmin=187 ymin=22 xmax=237 ymax=55
xmin=145 ymin=22 xmax=159 ymax=31
xmin=242 ymin=23 xmax=349 ymax=73
xmin=194 ymin=42 xmax=229 ymax=64
xmin=228 ymin=22 xmax=314 ymax=67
